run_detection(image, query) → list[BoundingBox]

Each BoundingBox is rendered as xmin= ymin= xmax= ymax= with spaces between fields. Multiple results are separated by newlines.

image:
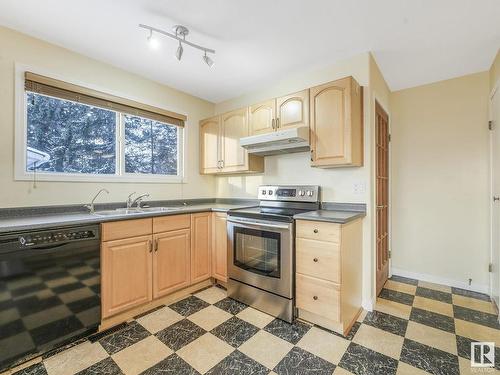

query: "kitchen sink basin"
xmin=93 ymin=207 xmax=179 ymax=216
xmin=140 ymin=207 xmax=179 ymax=212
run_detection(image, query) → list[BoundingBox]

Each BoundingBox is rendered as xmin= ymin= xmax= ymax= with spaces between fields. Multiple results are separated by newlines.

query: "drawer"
xmin=153 ymin=214 xmax=191 ymax=233
xmin=101 ymin=218 xmax=152 ymax=242
xmin=296 ymin=220 xmax=340 ymax=243
xmin=296 ymin=238 xmax=340 ymax=283
xmin=296 ymin=273 xmax=340 ymax=322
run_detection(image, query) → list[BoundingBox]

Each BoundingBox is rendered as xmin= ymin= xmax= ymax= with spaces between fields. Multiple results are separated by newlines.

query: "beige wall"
xmin=490 ymin=49 xmax=500 ymax=92
xmin=390 ymin=72 xmax=490 ymax=291
xmin=0 ymin=26 xmax=216 ymax=208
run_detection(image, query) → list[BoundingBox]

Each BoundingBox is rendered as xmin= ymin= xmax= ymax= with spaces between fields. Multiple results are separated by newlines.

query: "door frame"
xmin=373 ymin=97 xmax=392 ymax=298
xmin=489 ymin=78 xmax=500 ymax=308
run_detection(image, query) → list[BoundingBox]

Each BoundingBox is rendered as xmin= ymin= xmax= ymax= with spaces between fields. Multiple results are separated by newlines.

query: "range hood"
xmin=239 ymin=126 xmax=310 ymax=156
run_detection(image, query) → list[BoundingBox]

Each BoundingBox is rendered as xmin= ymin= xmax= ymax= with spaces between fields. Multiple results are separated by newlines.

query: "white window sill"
xmin=15 ymin=172 xmax=185 ymax=184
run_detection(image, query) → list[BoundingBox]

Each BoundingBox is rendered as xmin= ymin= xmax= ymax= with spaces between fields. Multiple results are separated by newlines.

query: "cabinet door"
xmin=153 ymin=229 xmax=191 ymax=298
xmin=102 ymin=235 xmax=152 ymax=318
xmin=221 ymin=108 xmax=249 ymax=172
xmin=276 ymin=90 xmax=309 ymax=130
xmin=249 ymin=99 xmax=276 ymax=135
xmin=212 ymin=212 xmax=228 ymax=282
xmin=191 ymin=212 xmax=212 ymax=284
xmin=200 ymin=116 xmax=221 ymax=174
xmin=310 ymin=77 xmax=362 ymax=167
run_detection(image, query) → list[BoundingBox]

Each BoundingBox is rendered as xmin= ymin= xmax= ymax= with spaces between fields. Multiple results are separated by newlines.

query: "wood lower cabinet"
xmin=296 ymin=218 xmax=363 ymax=335
xmin=190 ymin=213 xmax=212 ymax=284
xmin=153 ymin=229 xmax=191 ymax=298
xmin=101 ymin=234 xmax=153 ymax=319
xmin=212 ymin=212 xmax=228 ymax=282
xmin=310 ymin=76 xmax=363 ymax=167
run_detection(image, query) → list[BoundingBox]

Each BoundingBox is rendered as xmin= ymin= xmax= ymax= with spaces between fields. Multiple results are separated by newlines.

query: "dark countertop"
xmin=0 ymin=203 xmax=256 ymax=234
xmin=293 ymin=209 xmax=366 ymax=224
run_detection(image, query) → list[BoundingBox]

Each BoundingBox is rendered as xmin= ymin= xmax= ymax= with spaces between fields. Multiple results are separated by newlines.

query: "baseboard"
xmin=391 ymin=267 xmax=489 ymax=294
xmin=362 ymin=297 xmax=373 ymax=311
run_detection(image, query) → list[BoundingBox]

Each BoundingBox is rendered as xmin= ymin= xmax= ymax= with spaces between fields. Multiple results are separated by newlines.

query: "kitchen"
xmin=0 ymin=1 xmax=499 ymax=375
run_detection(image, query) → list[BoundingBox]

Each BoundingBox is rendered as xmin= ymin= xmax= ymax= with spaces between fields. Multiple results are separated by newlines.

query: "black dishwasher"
xmin=0 ymin=225 xmax=101 ymax=370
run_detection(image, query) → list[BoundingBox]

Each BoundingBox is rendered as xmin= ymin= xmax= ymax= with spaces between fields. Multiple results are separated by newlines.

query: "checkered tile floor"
xmin=9 ymin=276 xmax=500 ymax=375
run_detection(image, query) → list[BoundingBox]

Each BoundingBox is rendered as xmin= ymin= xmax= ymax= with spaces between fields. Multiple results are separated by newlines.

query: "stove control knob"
xmin=307 ymin=190 xmax=314 ymax=197
xmin=268 ymin=190 xmax=273 ymax=195
xmin=298 ymin=190 xmax=305 ymax=196
xmin=19 ymin=236 xmax=26 ymax=245
xmin=261 ymin=190 xmax=266 ymax=195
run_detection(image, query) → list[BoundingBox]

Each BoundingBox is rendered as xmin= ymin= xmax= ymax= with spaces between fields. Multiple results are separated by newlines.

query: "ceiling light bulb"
xmin=147 ymin=30 xmax=159 ymax=49
xmin=176 ymin=41 xmax=183 ymax=61
xmin=203 ymin=51 xmax=214 ymax=67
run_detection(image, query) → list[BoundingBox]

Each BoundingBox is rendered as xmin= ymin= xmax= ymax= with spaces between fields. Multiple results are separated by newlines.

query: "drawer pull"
xmin=313 ymin=258 xmax=318 ymax=262
xmin=313 ymin=296 xmax=318 ymax=300
xmin=313 ymin=229 xmax=318 ymax=233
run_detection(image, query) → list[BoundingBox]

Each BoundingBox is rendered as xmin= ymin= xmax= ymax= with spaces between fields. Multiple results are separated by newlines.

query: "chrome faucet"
xmin=84 ymin=188 xmax=109 ymax=214
xmin=130 ymin=193 xmax=150 ymax=209
xmin=126 ymin=192 xmax=137 ymax=209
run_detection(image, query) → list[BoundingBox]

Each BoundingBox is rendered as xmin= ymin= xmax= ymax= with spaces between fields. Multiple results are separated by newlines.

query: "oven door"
xmin=227 ymin=216 xmax=293 ymax=298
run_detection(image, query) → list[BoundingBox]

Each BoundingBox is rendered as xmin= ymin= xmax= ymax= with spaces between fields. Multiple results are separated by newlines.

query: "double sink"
xmin=93 ymin=206 xmax=180 ymax=217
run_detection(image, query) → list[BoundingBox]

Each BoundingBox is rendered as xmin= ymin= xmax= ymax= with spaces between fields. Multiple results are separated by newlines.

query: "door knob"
xmin=313 ymin=296 xmax=318 ymax=300
xmin=313 ymin=258 xmax=318 ymax=262
xmin=313 ymin=229 xmax=318 ymax=233
xmin=494 ymin=196 xmax=500 ymax=202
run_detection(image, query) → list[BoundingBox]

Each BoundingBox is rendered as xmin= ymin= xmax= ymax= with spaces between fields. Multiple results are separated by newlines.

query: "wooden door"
xmin=249 ymin=100 xmax=275 ymax=135
xmin=276 ymin=90 xmax=309 ymax=130
xmin=191 ymin=212 xmax=212 ymax=284
xmin=101 ymin=235 xmax=152 ymax=318
xmin=153 ymin=229 xmax=191 ymax=298
xmin=490 ymin=86 xmax=500 ymax=307
xmin=212 ymin=212 xmax=228 ymax=282
xmin=310 ymin=77 xmax=362 ymax=167
xmin=375 ymin=101 xmax=390 ymax=295
xmin=200 ymin=116 xmax=221 ymax=174
xmin=221 ymin=108 xmax=249 ymax=172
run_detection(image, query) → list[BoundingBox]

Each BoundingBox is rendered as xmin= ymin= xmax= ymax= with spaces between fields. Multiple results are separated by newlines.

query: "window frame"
xmin=15 ymin=65 xmax=186 ymax=183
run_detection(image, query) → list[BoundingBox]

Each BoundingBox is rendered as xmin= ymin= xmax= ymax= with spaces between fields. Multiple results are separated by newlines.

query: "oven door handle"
xmin=227 ymin=217 xmax=291 ymax=230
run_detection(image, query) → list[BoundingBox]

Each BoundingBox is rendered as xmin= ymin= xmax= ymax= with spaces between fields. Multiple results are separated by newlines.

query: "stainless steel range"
xmin=227 ymin=185 xmax=320 ymax=322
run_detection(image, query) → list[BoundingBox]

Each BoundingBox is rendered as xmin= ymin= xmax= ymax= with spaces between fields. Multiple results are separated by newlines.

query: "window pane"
xmin=26 ymin=92 xmax=116 ymax=174
xmin=124 ymin=115 xmax=178 ymax=175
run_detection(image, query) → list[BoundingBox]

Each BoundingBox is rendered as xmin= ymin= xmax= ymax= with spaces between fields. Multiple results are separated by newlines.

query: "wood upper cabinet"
xmin=310 ymin=76 xmax=363 ymax=167
xmin=153 ymin=229 xmax=191 ymax=298
xmin=200 ymin=116 xmax=221 ymax=174
xmin=191 ymin=212 xmax=212 ymax=284
xmin=199 ymin=109 xmax=264 ymax=174
xmin=276 ymin=90 xmax=309 ymax=131
xmin=212 ymin=212 xmax=228 ymax=282
xmin=249 ymin=99 xmax=276 ymax=135
xmin=101 ymin=235 xmax=152 ymax=319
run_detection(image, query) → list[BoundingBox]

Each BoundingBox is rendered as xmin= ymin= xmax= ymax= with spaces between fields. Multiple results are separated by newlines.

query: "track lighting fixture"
xmin=139 ymin=24 xmax=215 ymax=67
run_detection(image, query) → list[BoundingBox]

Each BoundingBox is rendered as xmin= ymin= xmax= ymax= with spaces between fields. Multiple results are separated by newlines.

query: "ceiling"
xmin=0 ymin=0 xmax=499 ymax=103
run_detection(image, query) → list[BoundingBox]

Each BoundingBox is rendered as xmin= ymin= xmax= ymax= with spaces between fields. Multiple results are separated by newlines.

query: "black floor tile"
xmin=213 ymin=297 xmax=247 ymax=315
xmin=400 ymin=338 xmax=460 ymax=375
xmin=99 ymin=321 xmax=151 ymax=355
xmin=451 ymin=287 xmax=490 ymax=301
xmin=16 ymin=296 xmax=62 ymax=317
xmin=11 ymin=362 xmax=48 ymax=375
xmin=410 ymin=307 xmax=455 ymax=333
xmin=415 ymin=287 xmax=452 ymax=304
xmin=156 ymin=319 xmax=205 ymax=351
xmin=0 ymin=319 xmax=25 ymax=340
xmin=75 ymin=357 xmax=123 ymax=375
xmin=169 ymin=296 xmax=210 ymax=317
xmin=453 ymin=305 xmax=500 ymax=329
xmin=274 ymin=346 xmax=335 ymax=375
xmin=67 ymin=295 xmax=100 ymax=314
xmin=52 ymin=282 xmax=86 ymax=294
xmin=211 ymin=316 xmax=259 ymax=348
xmin=363 ymin=310 xmax=408 ymax=337
xmin=338 ymin=342 xmax=398 ymax=375
xmin=10 ymin=284 xmax=46 ymax=298
xmin=207 ymin=350 xmax=268 ymax=375
xmin=379 ymin=288 xmax=414 ymax=306
xmin=456 ymin=335 xmax=500 ymax=369
xmin=390 ymin=275 xmax=419 ymax=286
xmin=141 ymin=353 xmax=199 ymax=375
xmin=263 ymin=318 xmax=311 ymax=344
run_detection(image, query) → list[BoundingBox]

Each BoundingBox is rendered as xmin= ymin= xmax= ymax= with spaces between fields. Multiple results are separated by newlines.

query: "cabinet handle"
xmin=272 ymin=118 xmax=275 ymax=130
xmin=276 ymin=118 xmax=280 ymax=128
xmin=154 ymin=239 xmax=158 ymax=252
xmin=313 ymin=229 xmax=318 ymax=234
xmin=313 ymin=258 xmax=318 ymax=262
xmin=313 ymin=296 xmax=318 ymax=300
xmin=221 ymin=160 xmax=225 ymax=168
xmin=148 ymin=240 xmax=152 ymax=253
xmin=310 ymin=149 xmax=314 ymax=162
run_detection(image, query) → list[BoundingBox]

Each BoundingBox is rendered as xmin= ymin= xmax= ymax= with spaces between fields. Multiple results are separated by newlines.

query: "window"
xmin=16 ymin=70 xmax=186 ymax=182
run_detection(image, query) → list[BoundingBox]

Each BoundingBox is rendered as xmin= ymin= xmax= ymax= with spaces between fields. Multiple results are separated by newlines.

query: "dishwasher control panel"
xmin=18 ymin=227 xmax=99 ymax=247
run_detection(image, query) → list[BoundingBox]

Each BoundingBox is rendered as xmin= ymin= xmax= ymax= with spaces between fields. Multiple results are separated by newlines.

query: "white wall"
xmin=0 ymin=26 xmax=216 ymax=208
xmin=390 ymin=72 xmax=490 ymax=292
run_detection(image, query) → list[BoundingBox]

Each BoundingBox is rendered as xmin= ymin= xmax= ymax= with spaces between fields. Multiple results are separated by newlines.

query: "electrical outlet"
xmin=353 ymin=182 xmax=366 ymax=194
